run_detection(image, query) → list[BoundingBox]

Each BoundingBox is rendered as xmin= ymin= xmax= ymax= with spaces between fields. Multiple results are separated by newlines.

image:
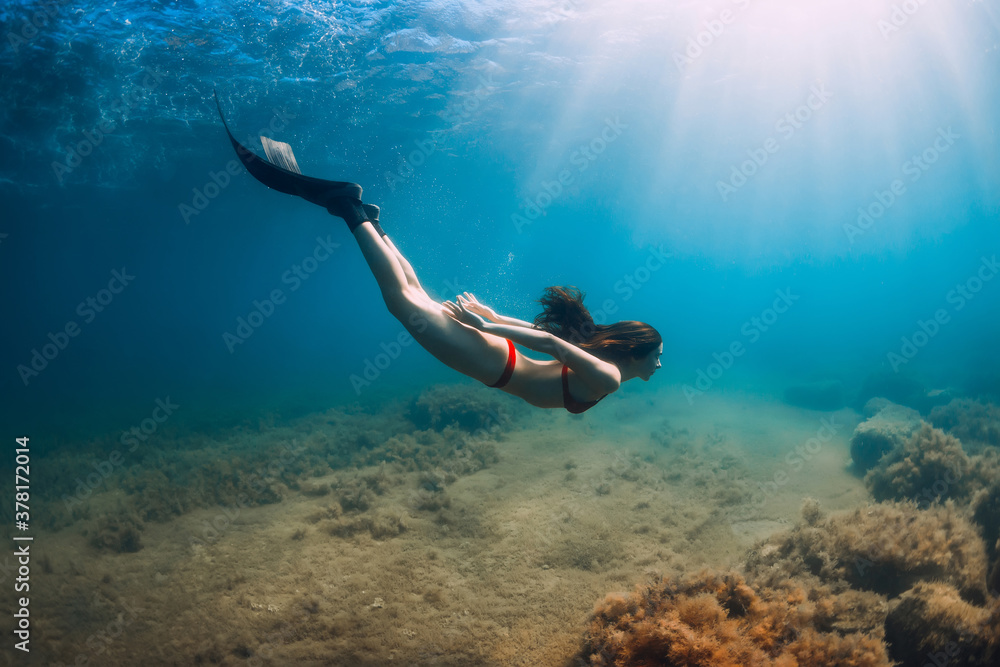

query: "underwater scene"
xmin=2 ymin=0 xmax=1000 ymax=664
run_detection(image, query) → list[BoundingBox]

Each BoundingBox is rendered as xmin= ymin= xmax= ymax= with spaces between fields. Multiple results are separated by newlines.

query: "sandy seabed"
xmin=10 ymin=387 xmax=885 ymax=665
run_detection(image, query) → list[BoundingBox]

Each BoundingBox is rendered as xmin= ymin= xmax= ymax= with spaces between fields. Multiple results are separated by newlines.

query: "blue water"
xmin=2 ymin=0 xmax=999 ymax=439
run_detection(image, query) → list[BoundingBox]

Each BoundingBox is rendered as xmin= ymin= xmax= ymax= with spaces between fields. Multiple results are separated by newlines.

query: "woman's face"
xmin=638 ymin=343 xmax=663 ymax=381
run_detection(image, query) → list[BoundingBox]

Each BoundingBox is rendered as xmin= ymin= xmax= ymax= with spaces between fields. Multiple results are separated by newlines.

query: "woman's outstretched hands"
xmin=443 ymin=294 xmax=488 ymax=330
xmin=456 ymin=292 xmax=499 ymax=322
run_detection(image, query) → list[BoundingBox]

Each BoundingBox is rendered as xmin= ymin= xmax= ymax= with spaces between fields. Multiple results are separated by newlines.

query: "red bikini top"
xmin=561 ymin=365 xmax=606 ymax=414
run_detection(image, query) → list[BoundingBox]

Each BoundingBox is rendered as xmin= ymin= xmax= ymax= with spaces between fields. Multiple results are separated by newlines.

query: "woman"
xmin=216 ymin=94 xmax=662 ymax=412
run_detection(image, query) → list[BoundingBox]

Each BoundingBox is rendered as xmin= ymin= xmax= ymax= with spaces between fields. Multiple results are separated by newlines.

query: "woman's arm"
xmin=492 ymin=314 xmax=536 ymax=328
xmin=443 ymin=296 xmax=621 ymax=395
xmin=442 ymin=298 xmax=553 ymax=353
xmin=459 ymin=292 xmax=536 ymax=329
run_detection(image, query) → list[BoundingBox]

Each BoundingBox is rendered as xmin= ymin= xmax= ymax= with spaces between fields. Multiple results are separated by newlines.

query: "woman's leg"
xmin=382 ymin=235 xmax=422 ymax=291
xmin=351 ymin=222 xmax=414 ymax=309
xmin=350 ymin=222 xmax=509 ymax=383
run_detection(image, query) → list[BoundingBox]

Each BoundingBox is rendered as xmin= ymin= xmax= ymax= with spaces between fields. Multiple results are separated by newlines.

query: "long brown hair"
xmin=533 ymin=286 xmax=661 ymax=363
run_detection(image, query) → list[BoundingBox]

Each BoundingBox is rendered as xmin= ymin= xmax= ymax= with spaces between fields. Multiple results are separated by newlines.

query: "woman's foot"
xmin=325 ymin=192 xmax=370 ymax=230
xmin=362 ymin=204 xmax=387 ymax=237
xmin=327 ymin=196 xmax=388 ymax=236
xmin=216 ymin=93 xmax=375 ymax=230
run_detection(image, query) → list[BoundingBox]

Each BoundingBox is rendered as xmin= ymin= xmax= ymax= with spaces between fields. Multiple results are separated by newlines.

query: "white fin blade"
xmin=261 ymin=136 xmax=302 ymax=174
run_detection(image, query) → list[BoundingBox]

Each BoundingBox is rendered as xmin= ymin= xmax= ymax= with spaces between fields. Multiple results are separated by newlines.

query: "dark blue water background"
xmin=2 ymin=0 xmax=998 ymax=440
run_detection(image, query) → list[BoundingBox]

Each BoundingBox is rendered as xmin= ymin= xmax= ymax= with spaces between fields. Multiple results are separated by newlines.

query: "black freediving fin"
xmin=213 ymin=89 xmax=370 ymax=228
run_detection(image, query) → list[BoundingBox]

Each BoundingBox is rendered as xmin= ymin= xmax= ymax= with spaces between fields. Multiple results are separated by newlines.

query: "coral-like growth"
xmin=849 ymin=399 xmax=921 ymax=471
xmin=746 ymin=501 xmax=989 ymax=604
xmin=864 ymin=424 xmax=978 ymax=505
xmin=740 ymin=500 xmax=1000 ymax=665
xmin=375 ymin=426 xmax=500 ymax=476
xmin=930 ymin=398 xmax=1000 ymax=453
xmin=987 ymin=602 xmax=1000 ymax=667
xmin=91 ymin=513 xmax=143 ymax=553
xmin=991 ymin=539 xmax=1000 ymax=597
xmin=548 ymin=533 xmax=620 ymax=572
xmin=407 ymin=383 xmax=518 ymax=433
xmin=972 ymin=482 xmax=1000 ymax=586
xmin=582 ymin=490 xmax=1000 ymax=667
xmin=800 ymin=497 xmax=824 ymax=526
xmin=336 ymin=478 xmax=376 ymax=512
xmin=856 ymin=372 xmax=939 ymax=413
xmin=650 ymin=419 xmax=692 ymax=449
xmin=785 ymin=630 xmax=894 ymax=667
xmin=37 ymin=394 xmax=515 ymax=534
xmin=409 ymin=487 xmax=451 ymax=511
xmin=580 ymin=571 xmax=892 ymax=666
xmin=884 ymin=582 xmax=994 ymax=667
xmin=407 ymin=469 xmax=454 ymax=511
xmin=326 ymin=512 xmax=407 ymax=540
